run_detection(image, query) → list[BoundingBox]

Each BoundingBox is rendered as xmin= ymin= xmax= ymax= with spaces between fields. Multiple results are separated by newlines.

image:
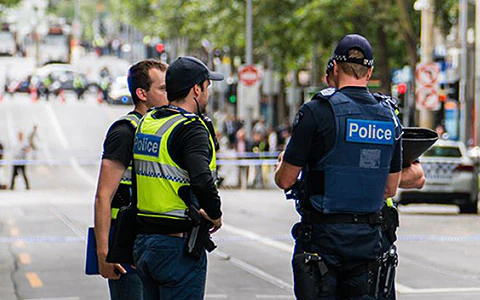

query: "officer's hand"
xmin=199 ymin=209 xmax=222 ymax=234
xmin=275 ymin=151 xmax=285 ymax=170
xmin=98 ymin=254 xmax=126 ymax=280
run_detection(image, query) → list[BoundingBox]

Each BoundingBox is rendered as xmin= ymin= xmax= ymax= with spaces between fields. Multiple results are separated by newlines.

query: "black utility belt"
xmin=302 ymin=211 xmax=383 ymax=225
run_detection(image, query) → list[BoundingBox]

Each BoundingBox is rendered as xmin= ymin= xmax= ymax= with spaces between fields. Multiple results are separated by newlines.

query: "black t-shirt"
xmin=102 ymin=111 xmax=142 ymax=167
xmin=284 ymin=87 xmax=402 ymax=173
xmin=136 ymin=107 xmax=222 ymax=234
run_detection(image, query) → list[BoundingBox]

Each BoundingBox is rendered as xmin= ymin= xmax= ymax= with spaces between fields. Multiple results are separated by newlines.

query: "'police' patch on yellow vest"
xmin=346 ymin=119 xmax=394 ymax=145
xmin=134 ymin=134 xmax=161 ymax=157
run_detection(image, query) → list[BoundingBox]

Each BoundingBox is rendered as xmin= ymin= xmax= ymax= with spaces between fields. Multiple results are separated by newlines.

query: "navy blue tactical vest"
xmin=309 ymin=90 xmax=401 ymax=214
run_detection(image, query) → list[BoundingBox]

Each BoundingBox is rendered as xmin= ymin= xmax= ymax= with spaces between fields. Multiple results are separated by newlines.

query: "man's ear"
xmin=366 ymin=67 xmax=374 ymax=81
xmin=135 ymin=88 xmax=147 ymax=101
xmin=193 ymin=84 xmax=201 ymax=97
xmin=333 ymin=61 xmax=339 ymax=76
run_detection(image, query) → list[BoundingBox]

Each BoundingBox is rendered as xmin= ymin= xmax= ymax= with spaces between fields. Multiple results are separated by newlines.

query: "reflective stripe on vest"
xmin=134 ymin=110 xmax=216 ymax=221
xmin=111 ymin=113 xmax=140 ymax=220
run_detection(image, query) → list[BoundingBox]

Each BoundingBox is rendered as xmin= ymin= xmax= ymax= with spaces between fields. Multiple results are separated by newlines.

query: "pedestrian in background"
xmin=10 ymin=131 xmax=31 ymax=190
xmin=0 ymin=140 xmax=6 ymax=190
xmin=94 ymin=59 xmax=168 ymax=300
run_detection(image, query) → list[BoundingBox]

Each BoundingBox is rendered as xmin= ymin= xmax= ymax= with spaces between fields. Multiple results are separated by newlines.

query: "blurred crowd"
xmin=215 ymin=113 xmax=292 ymax=154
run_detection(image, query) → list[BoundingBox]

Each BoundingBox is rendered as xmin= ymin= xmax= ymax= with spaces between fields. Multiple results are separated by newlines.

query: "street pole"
xmin=418 ymin=0 xmax=435 ymax=129
xmin=459 ymin=0 xmax=468 ymax=144
xmin=476 ymin=0 xmax=480 ymax=145
xmin=246 ymin=0 xmax=252 ymax=66
xmin=245 ymin=0 xmax=253 ymax=139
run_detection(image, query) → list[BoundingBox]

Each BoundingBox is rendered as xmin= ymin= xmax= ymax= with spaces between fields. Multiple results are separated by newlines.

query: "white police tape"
xmin=0 ymin=158 xmax=279 ymax=167
xmin=0 ymin=152 xmax=282 ymax=166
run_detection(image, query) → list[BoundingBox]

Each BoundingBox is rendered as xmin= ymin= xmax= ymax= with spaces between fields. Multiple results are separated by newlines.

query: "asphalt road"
xmin=1 ymin=94 xmax=480 ymax=299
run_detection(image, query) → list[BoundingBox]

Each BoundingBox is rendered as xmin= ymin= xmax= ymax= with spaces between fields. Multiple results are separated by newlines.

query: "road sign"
xmin=416 ymin=63 xmax=440 ymax=86
xmin=239 ymin=65 xmax=260 ymax=87
xmin=416 ymin=86 xmax=440 ymax=111
xmin=415 ymin=62 xmax=441 ymax=111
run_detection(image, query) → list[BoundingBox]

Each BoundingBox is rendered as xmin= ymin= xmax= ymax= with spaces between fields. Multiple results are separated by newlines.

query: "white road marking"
xmin=48 ymin=205 xmax=85 ymax=238
xmin=221 ymin=223 xmax=480 ymax=295
xmin=25 ymin=297 xmax=80 ymax=300
xmin=69 ymin=157 xmax=96 ymax=186
xmin=256 ymin=295 xmax=293 ymax=299
xmin=45 ymin=103 xmax=96 ymax=186
xmin=213 ymin=250 xmax=293 ymax=291
xmin=221 ymin=223 xmax=293 ymax=253
xmin=397 ymin=284 xmax=480 ymax=294
xmin=45 ymin=104 xmax=69 ymax=149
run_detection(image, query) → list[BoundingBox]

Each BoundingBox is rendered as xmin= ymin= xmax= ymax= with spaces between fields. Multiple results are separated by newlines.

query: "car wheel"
xmin=459 ymin=197 xmax=478 ymax=214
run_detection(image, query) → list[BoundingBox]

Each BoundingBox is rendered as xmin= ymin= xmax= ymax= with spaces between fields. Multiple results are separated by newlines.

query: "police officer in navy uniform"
xmin=275 ymin=34 xmax=403 ymax=299
xmin=323 ymin=51 xmax=425 ymax=300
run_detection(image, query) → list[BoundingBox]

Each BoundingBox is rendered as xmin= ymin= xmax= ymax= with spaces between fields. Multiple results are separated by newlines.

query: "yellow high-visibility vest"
xmin=133 ymin=109 xmax=216 ymax=220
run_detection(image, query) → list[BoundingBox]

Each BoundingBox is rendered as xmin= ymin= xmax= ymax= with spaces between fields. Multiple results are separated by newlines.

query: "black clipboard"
xmin=402 ymin=127 xmax=439 ymax=167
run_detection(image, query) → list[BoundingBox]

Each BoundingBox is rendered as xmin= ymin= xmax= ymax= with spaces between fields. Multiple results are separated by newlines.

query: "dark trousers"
xmin=292 ymin=222 xmax=382 ymax=299
xmin=10 ymin=165 xmax=29 ymax=190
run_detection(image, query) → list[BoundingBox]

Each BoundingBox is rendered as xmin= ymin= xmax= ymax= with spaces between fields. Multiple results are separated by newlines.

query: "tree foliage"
xmin=49 ymin=0 xmax=459 ymax=91
xmin=0 ymin=0 xmax=21 ymax=6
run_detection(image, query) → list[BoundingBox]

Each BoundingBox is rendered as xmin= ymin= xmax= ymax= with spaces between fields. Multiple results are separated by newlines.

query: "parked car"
xmin=107 ymin=76 xmax=132 ymax=105
xmin=396 ymin=140 xmax=479 ymax=214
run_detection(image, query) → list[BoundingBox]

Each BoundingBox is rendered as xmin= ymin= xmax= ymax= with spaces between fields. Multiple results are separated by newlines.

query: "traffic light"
xmin=396 ymin=82 xmax=407 ymax=109
xmin=227 ymin=83 xmax=237 ymax=104
xmin=155 ymin=43 xmax=165 ymax=53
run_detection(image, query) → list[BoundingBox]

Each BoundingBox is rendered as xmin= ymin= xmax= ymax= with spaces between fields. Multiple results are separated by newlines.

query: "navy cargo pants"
xmin=292 ymin=222 xmax=383 ymax=300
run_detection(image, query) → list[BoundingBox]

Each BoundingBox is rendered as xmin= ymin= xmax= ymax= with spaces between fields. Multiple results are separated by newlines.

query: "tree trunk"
xmin=396 ymin=0 xmax=418 ymax=70
xmin=376 ymin=25 xmax=391 ymax=94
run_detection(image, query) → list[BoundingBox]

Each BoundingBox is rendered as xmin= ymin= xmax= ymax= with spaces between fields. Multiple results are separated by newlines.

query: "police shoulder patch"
xmin=320 ymin=87 xmax=336 ymax=97
xmin=293 ymin=111 xmax=304 ymax=128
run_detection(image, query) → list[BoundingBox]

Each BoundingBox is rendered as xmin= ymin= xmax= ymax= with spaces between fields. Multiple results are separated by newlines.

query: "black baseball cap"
xmin=333 ymin=34 xmax=374 ymax=67
xmin=325 ymin=57 xmax=334 ymax=74
xmin=166 ymin=56 xmax=224 ymax=100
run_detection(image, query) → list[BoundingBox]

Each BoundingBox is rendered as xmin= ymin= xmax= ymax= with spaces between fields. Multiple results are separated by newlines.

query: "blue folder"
xmin=85 ymin=227 xmax=99 ymax=275
xmin=85 ymin=227 xmax=136 ymax=275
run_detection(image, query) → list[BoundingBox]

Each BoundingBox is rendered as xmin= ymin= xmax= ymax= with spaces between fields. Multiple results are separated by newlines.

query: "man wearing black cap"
xmin=132 ymin=56 xmax=223 ymax=300
xmin=275 ymin=34 xmax=403 ymax=299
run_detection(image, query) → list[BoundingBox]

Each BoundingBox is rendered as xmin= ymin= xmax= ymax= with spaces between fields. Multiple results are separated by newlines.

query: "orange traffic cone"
xmin=0 ymin=93 xmax=4 ymax=103
xmin=30 ymin=87 xmax=38 ymax=102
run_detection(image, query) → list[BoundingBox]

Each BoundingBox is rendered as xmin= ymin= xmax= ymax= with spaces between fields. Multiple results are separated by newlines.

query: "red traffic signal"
xmin=397 ymin=83 xmax=407 ymax=95
xmin=155 ymin=43 xmax=165 ymax=53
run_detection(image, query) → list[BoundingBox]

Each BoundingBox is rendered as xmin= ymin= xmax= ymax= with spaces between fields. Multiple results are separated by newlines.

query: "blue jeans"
xmin=134 ymin=234 xmax=207 ymax=300
xmin=108 ymin=271 xmax=143 ymax=300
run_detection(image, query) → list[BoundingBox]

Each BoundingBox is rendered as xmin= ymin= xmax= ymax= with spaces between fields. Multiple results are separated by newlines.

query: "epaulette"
xmin=312 ymin=87 xmax=336 ymax=101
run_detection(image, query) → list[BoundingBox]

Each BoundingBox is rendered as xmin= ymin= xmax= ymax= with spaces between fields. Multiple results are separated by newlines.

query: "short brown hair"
xmin=337 ymin=49 xmax=370 ymax=79
xmin=127 ymin=60 xmax=168 ymax=104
